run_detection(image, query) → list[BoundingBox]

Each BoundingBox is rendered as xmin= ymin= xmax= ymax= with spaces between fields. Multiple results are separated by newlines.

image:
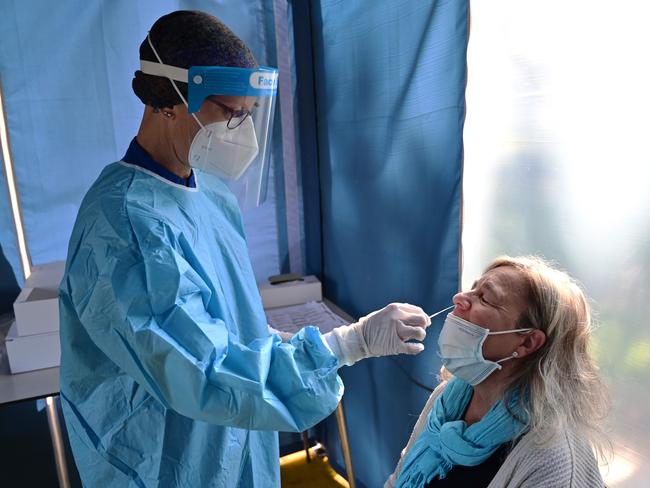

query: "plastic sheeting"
xmin=0 ymin=0 xmax=281 ymax=283
xmin=464 ymin=2 xmax=650 ymax=482
xmin=309 ymin=1 xmax=468 ymax=486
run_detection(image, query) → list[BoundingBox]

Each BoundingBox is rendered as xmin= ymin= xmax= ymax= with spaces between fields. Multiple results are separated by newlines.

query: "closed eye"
xmin=479 ymin=293 xmax=501 ymax=308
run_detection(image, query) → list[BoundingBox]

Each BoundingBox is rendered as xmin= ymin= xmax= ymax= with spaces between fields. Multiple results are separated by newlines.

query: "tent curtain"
xmin=308 ymin=0 xmax=469 ymax=485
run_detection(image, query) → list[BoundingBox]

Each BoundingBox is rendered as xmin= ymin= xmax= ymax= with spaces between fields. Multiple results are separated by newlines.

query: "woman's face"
xmin=452 ymin=266 xmax=530 ymax=362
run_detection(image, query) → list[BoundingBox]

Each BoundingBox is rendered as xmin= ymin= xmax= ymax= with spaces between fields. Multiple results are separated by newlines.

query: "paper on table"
xmin=265 ymin=301 xmax=349 ymax=334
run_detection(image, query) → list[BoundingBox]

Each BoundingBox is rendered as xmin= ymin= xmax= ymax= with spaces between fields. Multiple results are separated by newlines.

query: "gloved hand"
xmin=323 ymin=303 xmax=431 ymax=366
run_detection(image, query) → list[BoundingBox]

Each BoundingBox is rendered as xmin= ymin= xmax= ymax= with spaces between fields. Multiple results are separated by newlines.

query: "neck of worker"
xmin=136 ymin=107 xmax=193 ymax=179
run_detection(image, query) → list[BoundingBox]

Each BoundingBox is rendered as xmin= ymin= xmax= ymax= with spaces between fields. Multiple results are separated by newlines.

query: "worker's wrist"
xmin=323 ymin=330 xmax=347 ymax=366
xmin=323 ymin=323 xmax=367 ymax=367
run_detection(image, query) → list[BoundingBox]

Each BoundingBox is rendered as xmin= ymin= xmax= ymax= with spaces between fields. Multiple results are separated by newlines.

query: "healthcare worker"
xmin=59 ymin=10 xmax=431 ymax=488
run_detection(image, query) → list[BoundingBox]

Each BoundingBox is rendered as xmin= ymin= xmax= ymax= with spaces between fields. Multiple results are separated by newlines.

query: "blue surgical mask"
xmin=438 ymin=313 xmax=533 ymax=385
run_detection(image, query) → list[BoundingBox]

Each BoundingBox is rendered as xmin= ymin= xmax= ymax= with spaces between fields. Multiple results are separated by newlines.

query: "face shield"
xmin=140 ymin=34 xmax=278 ymax=209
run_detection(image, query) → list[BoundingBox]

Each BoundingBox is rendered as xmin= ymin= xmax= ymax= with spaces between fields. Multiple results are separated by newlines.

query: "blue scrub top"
xmin=59 ymin=144 xmax=343 ymax=487
xmin=123 ymin=137 xmax=196 ymax=188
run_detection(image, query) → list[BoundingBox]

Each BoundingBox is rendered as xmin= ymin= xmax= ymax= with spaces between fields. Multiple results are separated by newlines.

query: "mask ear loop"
xmin=146 ymin=32 xmax=205 ymax=131
xmin=496 ymin=350 xmax=519 ymax=364
xmin=488 ymin=328 xmax=534 ymax=335
xmin=492 ymin=329 xmax=533 ymax=363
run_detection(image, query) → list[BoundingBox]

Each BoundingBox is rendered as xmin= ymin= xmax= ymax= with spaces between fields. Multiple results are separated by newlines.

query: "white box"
xmin=28 ymin=261 xmax=66 ymax=288
xmin=5 ymin=322 xmax=60 ymax=373
xmin=259 ymin=275 xmax=322 ymax=309
xmin=13 ymin=287 xmax=60 ymax=336
xmin=13 ymin=261 xmax=65 ymax=337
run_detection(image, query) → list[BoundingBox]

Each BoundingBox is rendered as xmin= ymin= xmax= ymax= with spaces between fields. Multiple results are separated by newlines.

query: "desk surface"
xmin=0 ymin=365 xmax=60 ymax=405
xmin=323 ymin=299 xmax=354 ymax=323
xmin=0 ymin=299 xmax=353 ymax=406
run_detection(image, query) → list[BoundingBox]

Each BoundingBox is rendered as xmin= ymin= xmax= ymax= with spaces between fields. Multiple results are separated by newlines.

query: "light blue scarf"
xmin=396 ymin=378 xmax=528 ymax=487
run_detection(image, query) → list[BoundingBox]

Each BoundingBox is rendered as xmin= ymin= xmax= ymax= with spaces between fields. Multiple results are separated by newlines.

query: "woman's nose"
xmin=452 ymin=292 xmax=471 ymax=311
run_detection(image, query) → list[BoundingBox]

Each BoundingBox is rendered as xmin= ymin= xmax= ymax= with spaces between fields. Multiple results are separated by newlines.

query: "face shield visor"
xmin=140 ymin=35 xmax=278 ymax=209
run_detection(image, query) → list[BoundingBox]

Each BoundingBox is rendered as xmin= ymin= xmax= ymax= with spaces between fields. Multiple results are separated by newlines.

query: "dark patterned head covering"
xmin=132 ymin=10 xmax=257 ymax=109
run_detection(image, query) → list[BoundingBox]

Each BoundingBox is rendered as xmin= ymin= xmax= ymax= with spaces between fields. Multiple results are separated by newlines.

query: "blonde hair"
xmin=448 ymin=255 xmax=611 ymax=459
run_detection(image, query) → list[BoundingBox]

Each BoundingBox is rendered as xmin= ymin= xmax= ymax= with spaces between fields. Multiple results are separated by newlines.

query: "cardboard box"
xmin=5 ymin=322 xmax=60 ymax=373
xmin=13 ymin=261 xmax=64 ymax=337
xmin=259 ymin=275 xmax=322 ymax=309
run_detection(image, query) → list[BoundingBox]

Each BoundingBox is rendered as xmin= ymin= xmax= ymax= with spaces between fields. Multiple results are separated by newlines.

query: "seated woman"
xmin=386 ymin=256 xmax=609 ymax=487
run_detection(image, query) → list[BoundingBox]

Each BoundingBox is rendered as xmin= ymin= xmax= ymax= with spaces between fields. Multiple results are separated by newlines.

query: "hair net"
xmin=132 ymin=10 xmax=258 ymax=109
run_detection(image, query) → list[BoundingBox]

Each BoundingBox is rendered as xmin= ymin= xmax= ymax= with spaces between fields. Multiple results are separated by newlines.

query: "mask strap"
xmin=488 ymin=327 xmax=533 ymax=335
xmin=496 ymin=350 xmax=519 ymax=364
xmin=490 ymin=329 xmax=532 ymax=364
xmin=490 ymin=328 xmax=532 ymax=364
xmin=145 ymin=33 xmax=205 ymax=130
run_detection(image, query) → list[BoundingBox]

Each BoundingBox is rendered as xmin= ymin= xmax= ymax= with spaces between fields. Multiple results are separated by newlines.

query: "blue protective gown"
xmin=59 ymin=145 xmax=343 ymax=487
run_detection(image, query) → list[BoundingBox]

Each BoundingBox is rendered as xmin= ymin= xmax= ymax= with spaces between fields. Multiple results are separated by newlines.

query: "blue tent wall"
xmin=302 ymin=1 xmax=469 ymax=485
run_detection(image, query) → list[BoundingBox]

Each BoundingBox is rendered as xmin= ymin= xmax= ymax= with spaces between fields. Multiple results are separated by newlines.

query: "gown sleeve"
xmin=61 ymin=208 xmax=343 ymax=432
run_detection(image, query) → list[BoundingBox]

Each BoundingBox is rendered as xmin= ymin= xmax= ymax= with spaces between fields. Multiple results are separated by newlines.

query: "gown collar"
xmin=122 ymin=137 xmax=196 ymax=188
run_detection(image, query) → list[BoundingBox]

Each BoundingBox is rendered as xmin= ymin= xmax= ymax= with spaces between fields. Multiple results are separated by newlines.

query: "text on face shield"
xmin=249 ymin=72 xmax=278 ymax=89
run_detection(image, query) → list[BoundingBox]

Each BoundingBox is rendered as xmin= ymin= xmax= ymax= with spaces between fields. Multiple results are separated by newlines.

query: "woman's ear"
xmin=516 ymin=329 xmax=546 ymax=358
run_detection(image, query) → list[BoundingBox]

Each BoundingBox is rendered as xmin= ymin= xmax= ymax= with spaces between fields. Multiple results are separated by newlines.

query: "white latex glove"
xmin=268 ymin=324 xmax=293 ymax=342
xmin=323 ymin=303 xmax=431 ymax=366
